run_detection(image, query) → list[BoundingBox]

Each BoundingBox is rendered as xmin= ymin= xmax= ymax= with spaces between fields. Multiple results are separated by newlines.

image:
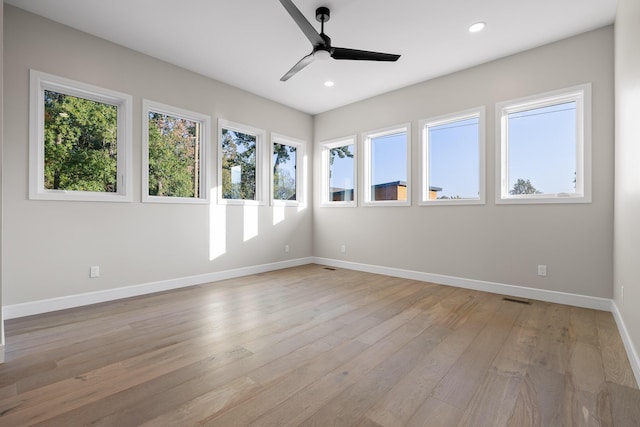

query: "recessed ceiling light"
xmin=469 ymin=22 xmax=486 ymax=33
xmin=324 ymin=81 xmax=335 ymax=87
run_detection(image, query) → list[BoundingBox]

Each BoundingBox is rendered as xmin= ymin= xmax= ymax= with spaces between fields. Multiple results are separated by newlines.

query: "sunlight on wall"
xmin=298 ymin=152 xmax=309 ymax=213
xmin=209 ymin=188 xmax=226 ymax=260
xmin=244 ymin=205 xmax=259 ymax=242
xmin=273 ymin=205 xmax=285 ymax=225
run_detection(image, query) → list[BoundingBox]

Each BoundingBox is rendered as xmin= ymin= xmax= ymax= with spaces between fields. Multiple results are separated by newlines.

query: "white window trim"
xmin=217 ymin=118 xmax=265 ymax=206
xmin=142 ymin=100 xmax=211 ymax=204
xmin=419 ymin=107 xmax=485 ymax=206
xmin=496 ymin=84 xmax=592 ymax=204
xmin=320 ymin=135 xmax=357 ymax=208
xmin=29 ymin=70 xmax=132 ymax=202
xmin=270 ymin=133 xmax=305 ymax=207
xmin=362 ymin=123 xmax=412 ymax=207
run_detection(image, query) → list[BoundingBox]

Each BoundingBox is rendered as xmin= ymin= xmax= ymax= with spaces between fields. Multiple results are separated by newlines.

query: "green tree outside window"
xmin=44 ymin=90 xmax=118 ymax=192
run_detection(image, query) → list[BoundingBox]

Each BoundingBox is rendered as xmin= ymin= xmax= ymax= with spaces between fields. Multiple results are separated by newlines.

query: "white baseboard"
xmin=611 ymin=302 xmax=640 ymax=386
xmin=312 ymin=257 xmax=612 ymax=311
xmin=4 ymin=257 xmax=611 ymax=319
xmin=2 ymin=257 xmax=313 ymax=320
xmin=4 ymin=256 xmax=635 ymax=385
xmin=315 ymin=257 xmax=640 ymax=385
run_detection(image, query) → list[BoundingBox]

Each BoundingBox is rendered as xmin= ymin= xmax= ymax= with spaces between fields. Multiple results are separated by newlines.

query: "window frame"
xmin=217 ymin=119 xmax=265 ymax=206
xmin=362 ymin=123 xmax=412 ymax=207
xmin=29 ymin=70 xmax=133 ymax=202
xmin=142 ymin=100 xmax=211 ymax=204
xmin=320 ymin=135 xmax=358 ymax=208
xmin=419 ymin=106 xmax=485 ymax=206
xmin=496 ymin=84 xmax=592 ymax=204
xmin=270 ymin=133 xmax=305 ymax=207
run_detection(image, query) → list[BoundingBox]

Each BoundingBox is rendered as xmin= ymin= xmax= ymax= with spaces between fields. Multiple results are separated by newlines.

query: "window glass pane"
xmin=44 ymin=90 xmax=118 ymax=192
xmin=371 ymin=132 xmax=407 ymax=201
xmin=507 ymin=101 xmax=577 ymax=195
xmin=221 ymin=128 xmax=257 ymax=200
xmin=329 ymin=144 xmax=355 ymax=202
xmin=273 ymin=143 xmax=297 ymax=200
xmin=148 ymin=112 xmax=200 ymax=198
xmin=428 ymin=117 xmax=479 ymax=200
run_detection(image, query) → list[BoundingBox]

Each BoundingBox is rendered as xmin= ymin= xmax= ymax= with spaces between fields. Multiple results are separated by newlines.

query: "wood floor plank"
xmin=529 ymin=303 xmax=572 ymax=374
xmin=405 ymin=397 xmax=463 ymax=427
xmin=75 ymin=286 xmax=403 ymax=426
xmin=606 ymin=381 xmax=640 ymax=426
xmin=247 ymin=318 xmax=440 ymax=426
xmin=570 ymin=341 xmax=606 ymax=393
xmin=569 ymin=306 xmax=600 ymax=346
xmin=138 ymin=375 xmax=260 ymax=427
xmin=199 ymin=340 xmax=369 ymax=427
xmin=456 ymin=301 xmax=544 ymax=427
xmin=506 ymin=365 xmax=565 ymax=426
xmin=364 ymin=359 xmax=443 ymax=427
xmin=431 ymin=299 xmax=523 ymax=409
xmin=596 ymin=311 xmax=638 ymax=389
xmin=457 ymin=369 xmax=524 ymax=427
xmin=561 ymin=341 xmax=610 ymax=426
xmin=297 ymin=324 xmax=448 ymax=427
xmin=0 ymin=264 xmax=636 ymax=426
xmin=363 ymin=290 xmax=496 ymax=427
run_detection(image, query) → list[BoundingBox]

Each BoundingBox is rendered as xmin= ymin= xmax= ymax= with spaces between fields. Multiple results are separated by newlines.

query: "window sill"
xmin=29 ymin=190 xmax=132 ymax=203
xmin=320 ymin=201 xmax=357 ymax=208
xmin=419 ymin=198 xmax=485 ymax=206
xmin=496 ymin=194 xmax=591 ymax=205
xmin=143 ymin=195 xmax=209 ymax=205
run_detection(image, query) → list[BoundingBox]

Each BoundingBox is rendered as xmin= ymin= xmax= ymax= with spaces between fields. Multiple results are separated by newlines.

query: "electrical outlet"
xmin=621 ymin=286 xmax=624 ymax=301
xmin=341 ymin=244 xmax=346 ymax=253
xmin=285 ymin=244 xmax=290 ymax=253
xmin=90 ymin=265 xmax=100 ymax=278
xmin=537 ymin=265 xmax=547 ymax=277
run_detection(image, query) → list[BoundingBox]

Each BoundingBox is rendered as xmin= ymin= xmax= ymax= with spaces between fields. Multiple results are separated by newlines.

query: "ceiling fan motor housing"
xmin=316 ymin=7 xmax=330 ymax=23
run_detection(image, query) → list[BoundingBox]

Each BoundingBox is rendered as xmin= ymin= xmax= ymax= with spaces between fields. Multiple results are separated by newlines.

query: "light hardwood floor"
xmin=0 ymin=264 xmax=638 ymax=426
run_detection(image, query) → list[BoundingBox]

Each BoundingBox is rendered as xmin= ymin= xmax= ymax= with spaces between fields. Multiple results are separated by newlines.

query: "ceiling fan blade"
xmin=279 ymin=0 xmax=324 ymax=46
xmin=280 ymin=53 xmax=315 ymax=81
xmin=331 ymin=47 xmax=400 ymax=62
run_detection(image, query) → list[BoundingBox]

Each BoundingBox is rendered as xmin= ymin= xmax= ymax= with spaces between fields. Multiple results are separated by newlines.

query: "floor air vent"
xmin=503 ymin=297 xmax=532 ymax=305
xmin=323 ymin=267 xmax=337 ymax=271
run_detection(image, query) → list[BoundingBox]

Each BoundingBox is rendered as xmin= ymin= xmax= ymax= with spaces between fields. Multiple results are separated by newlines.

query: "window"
xmin=363 ymin=124 xmax=411 ymax=206
xmin=29 ymin=70 xmax=132 ymax=201
xmin=218 ymin=119 xmax=265 ymax=205
xmin=420 ymin=107 xmax=485 ymax=205
xmin=321 ymin=136 xmax=357 ymax=207
xmin=496 ymin=84 xmax=591 ymax=204
xmin=142 ymin=100 xmax=210 ymax=204
xmin=272 ymin=134 xmax=305 ymax=206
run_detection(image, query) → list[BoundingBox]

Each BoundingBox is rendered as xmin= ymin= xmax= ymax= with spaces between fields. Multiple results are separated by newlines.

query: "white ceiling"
xmin=5 ymin=0 xmax=617 ymax=115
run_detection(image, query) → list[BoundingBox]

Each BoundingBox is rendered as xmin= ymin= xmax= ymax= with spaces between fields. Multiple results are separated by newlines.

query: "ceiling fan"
xmin=279 ymin=0 xmax=401 ymax=81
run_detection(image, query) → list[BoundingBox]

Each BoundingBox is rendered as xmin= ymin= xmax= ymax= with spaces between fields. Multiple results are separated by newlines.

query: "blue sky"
xmin=371 ymin=133 xmax=407 ymax=185
xmin=329 ymin=144 xmax=355 ymax=191
xmin=328 ymin=102 xmax=576 ymax=197
xmin=507 ymin=102 xmax=576 ymax=194
xmin=429 ymin=117 xmax=479 ymax=198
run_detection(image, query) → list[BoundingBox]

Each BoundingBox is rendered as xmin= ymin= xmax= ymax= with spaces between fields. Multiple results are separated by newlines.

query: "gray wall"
xmin=614 ymin=0 xmax=640 ymax=369
xmin=313 ymin=27 xmax=614 ymax=298
xmin=1 ymin=1 xmax=4 ymax=361
xmin=1 ymin=6 xmax=617 ymax=311
xmin=2 ymin=6 xmax=313 ymax=305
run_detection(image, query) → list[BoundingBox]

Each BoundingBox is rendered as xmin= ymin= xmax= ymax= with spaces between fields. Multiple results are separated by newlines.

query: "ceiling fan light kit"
xmin=279 ymin=0 xmax=401 ymax=81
